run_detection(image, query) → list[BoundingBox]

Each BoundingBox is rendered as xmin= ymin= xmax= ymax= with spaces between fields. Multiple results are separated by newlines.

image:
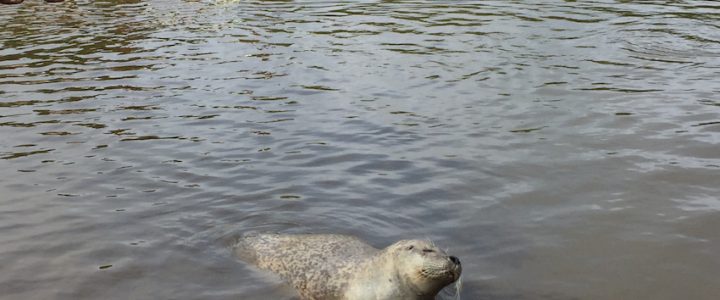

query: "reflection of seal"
xmin=234 ymin=233 xmax=462 ymax=300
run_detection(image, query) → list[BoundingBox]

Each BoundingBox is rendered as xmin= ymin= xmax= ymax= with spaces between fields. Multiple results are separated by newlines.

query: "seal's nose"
xmin=449 ymin=256 xmax=460 ymax=265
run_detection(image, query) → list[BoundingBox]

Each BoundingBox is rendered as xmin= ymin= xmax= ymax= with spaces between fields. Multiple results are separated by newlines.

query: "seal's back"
xmin=234 ymin=233 xmax=378 ymax=299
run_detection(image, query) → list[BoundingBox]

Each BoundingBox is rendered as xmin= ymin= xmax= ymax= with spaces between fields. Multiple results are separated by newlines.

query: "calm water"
xmin=1 ymin=0 xmax=719 ymax=299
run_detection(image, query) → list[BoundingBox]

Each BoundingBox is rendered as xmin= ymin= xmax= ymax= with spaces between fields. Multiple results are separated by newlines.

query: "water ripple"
xmin=1 ymin=1 xmax=719 ymax=299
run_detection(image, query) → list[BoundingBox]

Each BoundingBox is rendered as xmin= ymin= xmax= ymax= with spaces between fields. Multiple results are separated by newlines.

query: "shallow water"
xmin=1 ymin=0 xmax=719 ymax=299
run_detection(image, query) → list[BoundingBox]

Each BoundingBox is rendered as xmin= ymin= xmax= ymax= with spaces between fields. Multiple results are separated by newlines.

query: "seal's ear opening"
xmin=406 ymin=245 xmax=414 ymax=250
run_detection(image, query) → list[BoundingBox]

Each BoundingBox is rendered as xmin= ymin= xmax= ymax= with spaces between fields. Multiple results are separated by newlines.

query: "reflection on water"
xmin=1 ymin=0 xmax=719 ymax=299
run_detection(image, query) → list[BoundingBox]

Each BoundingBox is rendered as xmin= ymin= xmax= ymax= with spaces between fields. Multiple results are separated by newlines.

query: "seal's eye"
xmin=422 ymin=249 xmax=434 ymax=253
xmin=406 ymin=245 xmax=414 ymax=250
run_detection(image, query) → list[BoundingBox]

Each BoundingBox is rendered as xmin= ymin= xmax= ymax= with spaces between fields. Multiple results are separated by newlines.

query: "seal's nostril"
xmin=449 ymin=256 xmax=460 ymax=265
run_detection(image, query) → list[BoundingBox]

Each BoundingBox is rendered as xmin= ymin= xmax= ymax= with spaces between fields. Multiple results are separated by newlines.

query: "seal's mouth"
xmin=450 ymin=266 xmax=462 ymax=281
xmin=419 ymin=269 xmax=460 ymax=285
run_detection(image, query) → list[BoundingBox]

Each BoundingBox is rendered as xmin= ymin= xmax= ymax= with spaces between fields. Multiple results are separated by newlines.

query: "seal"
xmin=233 ymin=233 xmax=462 ymax=300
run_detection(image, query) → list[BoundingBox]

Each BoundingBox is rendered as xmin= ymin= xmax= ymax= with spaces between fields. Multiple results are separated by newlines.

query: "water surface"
xmin=1 ymin=0 xmax=719 ymax=299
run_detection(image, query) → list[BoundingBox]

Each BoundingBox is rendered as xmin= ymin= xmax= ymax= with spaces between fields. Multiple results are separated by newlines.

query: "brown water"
xmin=1 ymin=0 xmax=719 ymax=299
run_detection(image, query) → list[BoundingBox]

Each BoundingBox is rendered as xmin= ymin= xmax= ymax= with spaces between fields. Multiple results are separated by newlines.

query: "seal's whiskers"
xmin=453 ymin=274 xmax=463 ymax=300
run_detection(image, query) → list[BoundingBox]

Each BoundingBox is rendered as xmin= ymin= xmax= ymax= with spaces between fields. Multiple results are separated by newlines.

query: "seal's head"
xmin=386 ymin=239 xmax=462 ymax=296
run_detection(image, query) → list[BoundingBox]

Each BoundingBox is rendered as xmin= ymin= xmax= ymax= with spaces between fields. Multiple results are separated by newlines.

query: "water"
xmin=1 ymin=0 xmax=719 ymax=299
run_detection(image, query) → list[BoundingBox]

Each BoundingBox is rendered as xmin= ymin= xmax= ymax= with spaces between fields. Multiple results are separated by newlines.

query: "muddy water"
xmin=1 ymin=0 xmax=719 ymax=299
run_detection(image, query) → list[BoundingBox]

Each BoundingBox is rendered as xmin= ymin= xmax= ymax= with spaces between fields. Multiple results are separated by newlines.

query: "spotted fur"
xmin=233 ymin=234 xmax=461 ymax=300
